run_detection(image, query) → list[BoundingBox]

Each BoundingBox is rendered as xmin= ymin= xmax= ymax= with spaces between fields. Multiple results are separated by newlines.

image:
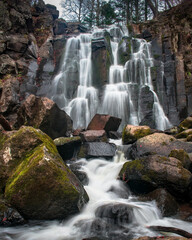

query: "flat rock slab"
xmin=78 ymin=142 xmax=116 ymax=159
xmin=79 ymin=130 xmax=107 ymax=142
xmin=87 ymin=114 xmax=121 ymax=132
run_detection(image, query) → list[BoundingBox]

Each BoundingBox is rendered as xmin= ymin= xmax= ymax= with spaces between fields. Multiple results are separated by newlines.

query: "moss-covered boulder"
xmin=119 ymin=155 xmax=192 ymax=200
xmin=127 ymin=133 xmax=192 ymax=159
xmin=2 ymin=126 xmax=88 ymax=220
xmin=122 ymin=125 xmax=152 ymax=144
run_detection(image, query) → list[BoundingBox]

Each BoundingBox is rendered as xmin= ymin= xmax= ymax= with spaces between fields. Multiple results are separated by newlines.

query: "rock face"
xmin=137 ymin=0 xmax=192 ymax=124
xmin=122 ymin=125 xmax=152 ymax=144
xmin=16 ymin=94 xmax=73 ymax=139
xmin=87 ymin=114 xmax=121 ymax=133
xmin=119 ymin=155 xmax=192 ymax=200
xmin=2 ymin=126 xmax=88 ymax=220
xmin=127 ymin=133 xmax=192 ymax=159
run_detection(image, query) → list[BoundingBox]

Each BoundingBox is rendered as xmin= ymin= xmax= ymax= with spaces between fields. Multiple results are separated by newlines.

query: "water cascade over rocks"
xmin=51 ymin=26 xmax=172 ymax=131
xmin=1 ymin=149 xmax=192 ymax=239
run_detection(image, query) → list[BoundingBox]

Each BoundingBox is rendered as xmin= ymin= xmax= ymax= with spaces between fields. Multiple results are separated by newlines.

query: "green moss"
xmin=122 ymin=126 xmax=151 ymax=144
xmin=77 ymin=144 xmax=87 ymax=159
xmin=54 ymin=136 xmax=81 ymax=146
xmin=0 ymin=132 xmax=8 ymax=149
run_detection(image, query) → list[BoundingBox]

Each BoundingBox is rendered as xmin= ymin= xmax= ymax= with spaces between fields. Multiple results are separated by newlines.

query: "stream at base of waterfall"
xmin=1 ymin=143 xmax=192 ymax=240
xmin=51 ymin=26 xmax=172 ymax=131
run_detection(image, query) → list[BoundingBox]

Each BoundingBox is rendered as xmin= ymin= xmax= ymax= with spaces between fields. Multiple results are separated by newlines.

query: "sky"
xmin=44 ymin=0 xmax=63 ymax=17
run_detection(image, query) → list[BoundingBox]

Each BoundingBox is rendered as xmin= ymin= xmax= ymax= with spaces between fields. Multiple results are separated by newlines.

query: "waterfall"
xmin=2 ymin=150 xmax=192 ymax=240
xmin=50 ymin=26 xmax=172 ymax=131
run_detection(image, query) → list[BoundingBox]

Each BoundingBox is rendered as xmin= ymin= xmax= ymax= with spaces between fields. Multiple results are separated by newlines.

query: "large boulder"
xmin=54 ymin=136 xmax=82 ymax=161
xmin=141 ymin=188 xmax=179 ymax=217
xmin=127 ymin=133 xmax=192 ymax=159
xmin=3 ymin=126 xmax=88 ymax=220
xmin=119 ymin=155 xmax=192 ymax=200
xmin=16 ymin=94 xmax=73 ymax=139
xmin=87 ymin=114 xmax=121 ymax=133
xmin=78 ymin=142 xmax=116 ymax=159
xmin=122 ymin=125 xmax=152 ymax=144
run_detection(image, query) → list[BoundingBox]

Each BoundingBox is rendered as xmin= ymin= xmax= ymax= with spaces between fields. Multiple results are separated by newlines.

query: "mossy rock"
xmin=176 ymin=129 xmax=192 ymax=139
xmin=119 ymin=155 xmax=192 ymax=200
xmin=179 ymin=117 xmax=192 ymax=132
xmin=3 ymin=126 xmax=88 ymax=220
xmin=122 ymin=125 xmax=152 ymax=144
xmin=169 ymin=149 xmax=192 ymax=170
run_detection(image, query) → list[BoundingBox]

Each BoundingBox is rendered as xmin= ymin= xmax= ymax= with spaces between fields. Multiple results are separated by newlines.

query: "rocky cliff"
xmin=134 ymin=0 xmax=192 ymax=125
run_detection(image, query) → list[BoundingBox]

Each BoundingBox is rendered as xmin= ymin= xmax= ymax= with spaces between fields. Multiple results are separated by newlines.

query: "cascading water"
xmin=50 ymin=25 xmax=172 ymax=131
xmin=51 ymin=34 xmax=99 ymax=129
xmin=1 ymin=148 xmax=192 ymax=240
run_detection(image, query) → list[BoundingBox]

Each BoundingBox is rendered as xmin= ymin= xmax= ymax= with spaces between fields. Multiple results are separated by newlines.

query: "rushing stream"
xmin=1 ymin=145 xmax=192 ymax=240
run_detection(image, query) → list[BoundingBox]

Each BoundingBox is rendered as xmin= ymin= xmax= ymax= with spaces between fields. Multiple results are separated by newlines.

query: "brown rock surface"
xmin=87 ymin=114 xmax=121 ymax=132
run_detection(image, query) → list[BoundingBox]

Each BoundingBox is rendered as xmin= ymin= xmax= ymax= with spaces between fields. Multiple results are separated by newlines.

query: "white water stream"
xmin=50 ymin=26 xmax=172 ymax=131
xmin=1 ymin=150 xmax=192 ymax=240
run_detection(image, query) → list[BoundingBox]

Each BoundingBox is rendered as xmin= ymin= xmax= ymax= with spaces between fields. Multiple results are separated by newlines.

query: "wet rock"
xmin=119 ymin=155 xmax=192 ymax=200
xmin=80 ymin=130 xmax=107 ymax=142
xmin=118 ymin=37 xmax=132 ymax=65
xmin=127 ymin=133 xmax=192 ymax=159
xmin=92 ymin=38 xmax=111 ymax=90
xmin=0 ymin=200 xmax=25 ymax=226
xmin=87 ymin=114 xmax=121 ymax=133
xmin=69 ymin=161 xmax=89 ymax=185
xmin=54 ymin=136 xmax=82 ymax=161
xmin=0 ymin=77 xmax=20 ymax=114
xmin=95 ymin=203 xmax=133 ymax=225
xmin=122 ymin=125 xmax=152 ymax=144
xmin=3 ymin=126 xmax=88 ymax=220
xmin=142 ymin=188 xmax=179 ymax=217
xmin=16 ymin=94 xmax=73 ymax=139
xmin=78 ymin=142 xmax=116 ymax=159
xmin=138 ymin=85 xmax=155 ymax=128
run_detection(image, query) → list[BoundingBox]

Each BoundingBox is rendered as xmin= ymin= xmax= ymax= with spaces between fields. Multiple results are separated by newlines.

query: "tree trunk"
xmin=148 ymin=225 xmax=192 ymax=238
